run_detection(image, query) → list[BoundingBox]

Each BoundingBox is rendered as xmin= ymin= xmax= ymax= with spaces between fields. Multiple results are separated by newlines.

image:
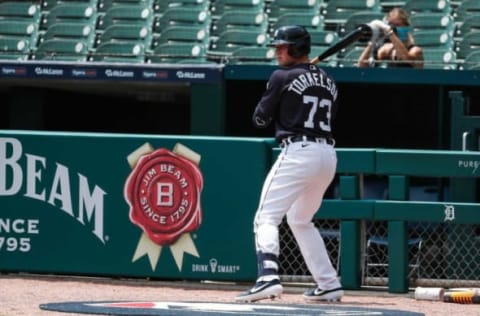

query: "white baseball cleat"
xmin=303 ymin=287 xmax=344 ymax=302
xmin=235 ymin=279 xmax=283 ymax=303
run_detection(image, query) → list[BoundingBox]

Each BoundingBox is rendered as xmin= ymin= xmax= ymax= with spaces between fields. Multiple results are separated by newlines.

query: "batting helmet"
xmin=270 ymin=25 xmax=311 ymax=58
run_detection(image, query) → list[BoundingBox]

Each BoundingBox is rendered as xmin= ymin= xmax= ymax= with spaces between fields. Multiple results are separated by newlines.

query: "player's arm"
xmin=252 ymin=71 xmax=284 ymax=128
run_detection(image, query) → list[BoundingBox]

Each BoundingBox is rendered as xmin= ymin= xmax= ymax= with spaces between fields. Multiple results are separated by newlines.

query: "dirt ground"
xmin=0 ymin=274 xmax=479 ymax=316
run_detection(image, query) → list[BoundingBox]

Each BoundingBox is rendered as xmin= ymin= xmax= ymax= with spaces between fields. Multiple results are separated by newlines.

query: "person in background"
xmin=357 ymin=7 xmax=423 ymax=68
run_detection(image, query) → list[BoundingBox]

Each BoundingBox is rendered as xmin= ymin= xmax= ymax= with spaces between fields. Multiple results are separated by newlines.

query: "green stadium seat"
xmin=340 ymin=10 xmax=384 ymax=35
xmin=270 ymin=12 xmax=325 ymax=34
xmin=97 ymin=4 xmax=154 ymax=30
xmin=95 ymin=23 xmax=152 ymax=48
xmin=411 ymin=29 xmax=454 ymax=49
xmin=41 ymin=0 xmax=99 ymax=12
xmin=99 ymin=0 xmax=153 ymax=12
xmin=152 ymin=25 xmax=209 ymax=49
xmin=379 ymin=1 xmax=406 ymax=12
xmin=404 ymin=0 xmax=452 ymax=15
xmin=337 ymin=45 xmax=366 ymax=67
xmin=455 ymin=13 xmax=480 ymax=38
xmin=268 ymin=0 xmax=323 ymax=21
xmin=208 ymin=29 xmax=269 ymax=62
xmin=421 ymin=47 xmax=457 ymax=70
xmin=456 ymin=31 xmax=480 ymax=60
xmin=0 ymin=20 xmax=39 ymax=48
xmin=452 ymin=0 xmax=480 ymax=22
xmin=0 ymin=37 xmax=31 ymax=60
xmin=41 ymin=2 xmax=98 ymax=29
xmin=210 ymin=0 xmax=265 ymax=18
xmin=154 ymin=7 xmax=211 ymax=33
xmin=410 ymin=12 xmax=455 ymax=35
xmin=309 ymin=29 xmax=339 ymax=48
xmin=0 ymin=1 xmax=41 ymax=23
xmin=39 ymin=21 xmax=96 ymax=49
xmin=322 ymin=0 xmax=382 ymax=28
xmin=32 ymin=38 xmax=89 ymax=61
xmin=153 ymin=0 xmax=210 ymax=14
xmin=90 ymin=40 xmax=145 ymax=62
xmin=212 ymin=11 xmax=269 ymax=37
xmin=147 ymin=42 xmax=209 ymax=63
xmin=229 ymin=46 xmax=275 ymax=65
xmin=461 ymin=50 xmax=480 ymax=70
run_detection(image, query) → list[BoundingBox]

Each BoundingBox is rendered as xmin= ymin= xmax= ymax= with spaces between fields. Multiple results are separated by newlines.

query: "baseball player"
xmin=235 ymin=25 xmax=343 ymax=303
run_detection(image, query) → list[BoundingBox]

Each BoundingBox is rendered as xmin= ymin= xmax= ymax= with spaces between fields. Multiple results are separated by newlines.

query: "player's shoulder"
xmin=268 ymin=67 xmax=292 ymax=83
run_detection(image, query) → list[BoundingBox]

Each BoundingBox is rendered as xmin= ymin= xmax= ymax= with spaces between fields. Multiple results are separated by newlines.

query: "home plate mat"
xmin=40 ymin=300 xmax=425 ymax=316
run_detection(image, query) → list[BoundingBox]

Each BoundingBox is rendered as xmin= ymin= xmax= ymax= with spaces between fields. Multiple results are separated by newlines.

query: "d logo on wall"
xmin=124 ymin=142 xmax=204 ymax=271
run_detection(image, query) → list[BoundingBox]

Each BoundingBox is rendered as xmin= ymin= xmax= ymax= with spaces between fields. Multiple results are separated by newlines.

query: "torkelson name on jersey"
xmin=288 ymin=72 xmax=338 ymax=101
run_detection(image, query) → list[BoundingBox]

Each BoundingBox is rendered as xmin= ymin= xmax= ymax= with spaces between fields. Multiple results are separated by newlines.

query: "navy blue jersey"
xmin=252 ymin=63 xmax=338 ymax=143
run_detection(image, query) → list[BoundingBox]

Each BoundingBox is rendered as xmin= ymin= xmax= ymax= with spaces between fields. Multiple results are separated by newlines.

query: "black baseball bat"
xmin=310 ymin=24 xmax=372 ymax=64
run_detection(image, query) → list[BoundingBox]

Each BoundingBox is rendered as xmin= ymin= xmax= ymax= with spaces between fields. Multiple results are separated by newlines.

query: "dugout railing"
xmin=275 ymin=147 xmax=480 ymax=293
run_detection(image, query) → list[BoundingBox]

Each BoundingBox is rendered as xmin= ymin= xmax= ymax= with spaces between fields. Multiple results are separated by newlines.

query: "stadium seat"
xmin=309 ymin=29 xmax=339 ymax=49
xmin=453 ymin=0 xmax=480 ymax=23
xmin=461 ymin=50 xmax=480 ymax=70
xmin=229 ymin=46 xmax=275 ymax=64
xmin=379 ymin=0 xmax=406 ymax=12
xmin=147 ymin=42 xmax=209 ymax=63
xmin=411 ymin=29 xmax=454 ymax=49
xmin=90 ymin=40 xmax=145 ymax=62
xmin=268 ymin=0 xmax=323 ymax=21
xmin=0 ymin=20 xmax=39 ymax=49
xmin=97 ymin=4 xmax=154 ymax=30
xmin=152 ymin=25 xmax=209 ymax=49
xmin=322 ymin=0 xmax=382 ymax=29
xmin=404 ymin=0 xmax=452 ymax=15
xmin=421 ymin=47 xmax=457 ymax=69
xmin=153 ymin=0 xmax=210 ymax=14
xmin=340 ymin=10 xmax=384 ymax=35
xmin=41 ymin=0 xmax=99 ymax=12
xmin=212 ymin=11 xmax=269 ymax=37
xmin=32 ymin=38 xmax=89 ymax=61
xmin=0 ymin=1 xmax=41 ymax=23
xmin=336 ymin=45 xmax=366 ymax=67
xmin=0 ymin=37 xmax=31 ymax=60
xmin=210 ymin=0 xmax=265 ymax=19
xmin=154 ymin=7 xmax=211 ymax=33
xmin=270 ymin=12 xmax=325 ymax=34
xmin=39 ymin=21 xmax=96 ymax=49
xmin=410 ymin=12 xmax=455 ymax=35
xmin=208 ymin=29 xmax=269 ymax=62
xmin=95 ymin=23 xmax=152 ymax=48
xmin=99 ymin=0 xmax=153 ymax=12
xmin=455 ymin=13 xmax=480 ymax=38
xmin=455 ymin=31 xmax=480 ymax=60
xmin=41 ymin=2 xmax=98 ymax=29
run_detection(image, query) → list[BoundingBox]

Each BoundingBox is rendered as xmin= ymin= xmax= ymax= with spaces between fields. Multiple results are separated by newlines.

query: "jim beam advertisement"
xmin=124 ymin=142 xmax=203 ymax=271
xmin=0 ymin=135 xmax=249 ymax=279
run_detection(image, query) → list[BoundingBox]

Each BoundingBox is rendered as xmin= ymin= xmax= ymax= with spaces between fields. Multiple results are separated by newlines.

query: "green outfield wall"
xmin=1 ymin=130 xmax=479 ymax=293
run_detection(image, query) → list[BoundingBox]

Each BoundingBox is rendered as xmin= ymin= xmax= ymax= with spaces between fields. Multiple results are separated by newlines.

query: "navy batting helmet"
xmin=270 ymin=25 xmax=311 ymax=58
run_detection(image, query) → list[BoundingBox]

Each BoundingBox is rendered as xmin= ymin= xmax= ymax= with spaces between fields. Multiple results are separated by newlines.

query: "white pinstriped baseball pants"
xmin=253 ymin=140 xmax=341 ymax=290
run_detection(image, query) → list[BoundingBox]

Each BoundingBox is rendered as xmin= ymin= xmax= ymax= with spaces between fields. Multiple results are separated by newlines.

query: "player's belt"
xmin=281 ymin=135 xmax=335 ymax=147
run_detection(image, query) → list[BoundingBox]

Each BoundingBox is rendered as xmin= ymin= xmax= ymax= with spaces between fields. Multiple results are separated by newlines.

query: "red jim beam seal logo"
xmin=124 ymin=142 xmax=203 ymax=271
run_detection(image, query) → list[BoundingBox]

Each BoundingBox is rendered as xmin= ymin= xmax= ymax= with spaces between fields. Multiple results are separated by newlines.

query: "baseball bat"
xmin=310 ymin=24 xmax=373 ymax=64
